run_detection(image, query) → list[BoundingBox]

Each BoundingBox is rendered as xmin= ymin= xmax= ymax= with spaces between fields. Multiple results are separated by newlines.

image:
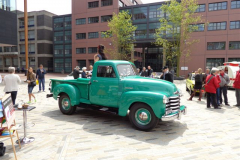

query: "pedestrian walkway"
xmin=0 ymin=78 xmax=239 ymax=160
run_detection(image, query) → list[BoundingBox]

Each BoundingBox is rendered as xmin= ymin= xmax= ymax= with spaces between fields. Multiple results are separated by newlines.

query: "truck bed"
xmin=51 ymin=78 xmax=90 ymax=100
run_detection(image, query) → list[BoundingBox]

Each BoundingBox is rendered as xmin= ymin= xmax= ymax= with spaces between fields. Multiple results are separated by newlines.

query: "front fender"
xmin=53 ymin=84 xmax=80 ymax=106
xmin=118 ymin=91 xmax=167 ymax=118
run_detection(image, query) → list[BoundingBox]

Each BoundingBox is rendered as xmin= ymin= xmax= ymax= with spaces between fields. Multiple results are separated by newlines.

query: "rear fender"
xmin=118 ymin=91 xmax=166 ymax=118
xmin=53 ymin=84 xmax=80 ymax=106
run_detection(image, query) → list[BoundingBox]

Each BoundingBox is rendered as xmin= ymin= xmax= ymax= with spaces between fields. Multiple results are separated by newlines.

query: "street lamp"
xmin=24 ymin=0 xmax=28 ymax=74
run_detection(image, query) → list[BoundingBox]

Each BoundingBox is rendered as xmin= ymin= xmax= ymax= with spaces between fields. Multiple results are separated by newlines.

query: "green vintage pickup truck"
xmin=47 ymin=60 xmax=186 ymax=131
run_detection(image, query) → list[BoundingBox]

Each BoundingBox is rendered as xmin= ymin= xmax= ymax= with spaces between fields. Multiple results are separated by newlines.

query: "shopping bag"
xmin=36 ymin=79 xmax=39 ymax=85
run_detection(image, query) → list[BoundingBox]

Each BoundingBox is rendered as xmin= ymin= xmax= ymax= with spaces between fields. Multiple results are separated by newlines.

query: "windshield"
xmin=117 ymin=64 xmax=138 ymax=77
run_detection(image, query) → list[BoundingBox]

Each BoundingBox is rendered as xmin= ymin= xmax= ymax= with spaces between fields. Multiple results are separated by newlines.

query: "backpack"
xmin=195 ymin=74 xmax=203 ymax=83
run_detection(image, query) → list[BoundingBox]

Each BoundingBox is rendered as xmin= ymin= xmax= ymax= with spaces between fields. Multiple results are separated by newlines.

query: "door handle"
xmin=93 ymin=80 xmax=98 ymax=82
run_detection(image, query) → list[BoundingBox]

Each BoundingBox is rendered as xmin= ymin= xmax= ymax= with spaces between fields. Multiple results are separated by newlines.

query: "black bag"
xmin=30 ymin=81 xmax=36 ymax=86
xmin=195 ymin=74 xmax=203 ymax=83
xmin=0 ymin=142 xmax=6 ymax=156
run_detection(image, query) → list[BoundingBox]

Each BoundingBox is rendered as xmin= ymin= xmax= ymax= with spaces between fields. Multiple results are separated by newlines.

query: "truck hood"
xmin=121 ymin=76 xmax=178 ymax=97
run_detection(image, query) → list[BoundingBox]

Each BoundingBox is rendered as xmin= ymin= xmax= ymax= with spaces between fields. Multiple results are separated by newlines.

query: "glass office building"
xmin=53 ymin=15 xmax=72 ymax=73
xmin=0 ymin=0 xmax=16 ymax=12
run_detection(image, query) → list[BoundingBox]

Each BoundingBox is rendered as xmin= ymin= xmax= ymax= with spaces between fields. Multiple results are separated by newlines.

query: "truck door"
xmin=90 ymin=65 xmax=119 ymax=107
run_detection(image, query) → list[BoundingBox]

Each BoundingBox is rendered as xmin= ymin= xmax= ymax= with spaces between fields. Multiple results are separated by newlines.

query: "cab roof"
xmin=95 ymin=60 xmax=132 ymax=65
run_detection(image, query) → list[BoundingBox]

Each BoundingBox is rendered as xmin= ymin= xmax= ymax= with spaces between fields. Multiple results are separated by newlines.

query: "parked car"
xmin=47 ymin=60 xmax=187 ymax=131
xmin=186 ymin=73 xmax=205 ymax=95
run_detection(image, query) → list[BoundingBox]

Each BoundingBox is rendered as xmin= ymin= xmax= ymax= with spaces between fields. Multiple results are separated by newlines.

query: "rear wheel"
xmin=129 ymin=103 xmax=159 ymax=131
xmin=59 ymin=94 xmax=76 ymax=115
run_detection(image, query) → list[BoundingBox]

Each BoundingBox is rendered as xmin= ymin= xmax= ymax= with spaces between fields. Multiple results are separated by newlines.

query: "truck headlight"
xmin=163 ymin=95 xmax=169 ymax=104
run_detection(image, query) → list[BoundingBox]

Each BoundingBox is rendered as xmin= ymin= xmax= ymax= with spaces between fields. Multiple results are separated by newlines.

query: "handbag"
xmin=30 ymin=81 xmax=36 ymax=86
xmin=202 ymin=76 xmax=214 ymax=91
xmin=36 ymin=79 xmax=39 ymax=85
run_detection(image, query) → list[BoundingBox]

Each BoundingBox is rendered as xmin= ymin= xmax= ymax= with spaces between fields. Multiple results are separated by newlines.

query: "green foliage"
xmin=103 ymin=11 xmax=137 ymax=62
xmin=155 ymin=0 xmax=206 ymax=76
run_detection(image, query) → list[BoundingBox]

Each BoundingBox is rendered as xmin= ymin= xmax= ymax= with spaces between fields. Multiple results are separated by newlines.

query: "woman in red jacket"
xmin=205 ymin=68 xmax=221 ymax=109
xmin=233 ymin=64 xmax=240 ymax=106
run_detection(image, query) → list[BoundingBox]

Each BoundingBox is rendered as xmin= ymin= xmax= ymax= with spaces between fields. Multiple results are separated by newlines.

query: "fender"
xmin=53 ymin=84 xmax=80 ymax=106
xmin=118 ymin=91 xmax=167 ymax=118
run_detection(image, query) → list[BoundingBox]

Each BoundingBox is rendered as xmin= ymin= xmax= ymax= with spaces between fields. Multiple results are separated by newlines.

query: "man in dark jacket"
xmin=140 ymin=67 xmax=148 ymax=77
xmin=160 ymin=66 xmax=173 ymax=83
xmin=147 ymin=66 xmax=153 ymax=77
xmin=73 ymin=66 xmax=81 ymax=79
xmin=36 ymin=64 xmax=46 ymax=92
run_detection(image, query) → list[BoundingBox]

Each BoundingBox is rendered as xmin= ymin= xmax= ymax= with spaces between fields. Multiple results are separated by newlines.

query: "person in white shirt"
xmin=3 ymin=67 xmax=21 ymax=105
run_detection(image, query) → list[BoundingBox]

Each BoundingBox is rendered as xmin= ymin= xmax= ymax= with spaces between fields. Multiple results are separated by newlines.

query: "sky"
xmin=17 ymin=0 xmax=164 ymax=15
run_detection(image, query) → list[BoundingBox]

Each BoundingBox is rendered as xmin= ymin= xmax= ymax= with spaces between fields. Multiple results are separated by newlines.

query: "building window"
xmin=229 ymin=58 xmax=240 ymax=62
xmin=88 ymin=17 xmax=99 ymax=24
xmin=208 ymin=22 xmax=227 ymax=31
xmin=65 ymin=45 xmax=72 ymax=56
xmin=54 ymin=32 xmax=64 ymax=43
xmin=28 ymin=17 xmax=34 ymax=27
xmin=101 ymin=0 xmax=113 ymax=6
xmin=54 ymin=22 xmax=63 ymax=29
xmin=19 ymin=44 xmax=35 ymax=54
xmin=149 ymin=22 xmax=160 ymax=38
xmin=231 ymin=0 xmax=240 ymax=9
xmin=88 ymin=47 xmax=98 ymax=53
xmin=209 ymin=2 xmax=227 ymax=11
xmin=88 ymin=1 xmax=99 ymax=8
xmin=206 ymin=58 xmax=225 ymax=69
xmin=119 ymin=0 xmax=124 ymax=7
xmin=54 ymin=45 xmax=64 ymax=56
xmin=76 ymin=48 xmax=86 ymax=54
xmin=65 ymin=21 xmax=71 ymax=28
xmin=54 ymin=59 xmax=64 ymax=72
xmin=133 ymin=7 xmax=148 ymax=23
xmin=65 ymin=58 xmax=72 ymax=72
xmin=65 ymin=16 xmax=71 ymax=21
xmin=76 ymin=33 xmax=86 ymax=39
xmin=28 ymin=30 xmax=35 ymax=40
xmin=101 ymin=15 xmax=112 ymax=22
xmin=13 ymin=58 xmax=18 ymax=67
xmin=149 ymin=5 xmax=164 ymax=22
xmin=89 ymin=60 xmax=94 ymax=66
xmin=189 ymin=24 xmax=205 ymax=32
xmin=207 ymin=42 xmax=226 ymax=50
xmin=65 ymin=31 xmax=72 ymax=42
xmin=19 ymin=19 xmax=24 ymax=28
xmin=230 ymin=21 xmax=240 ymax=29
xmin=54 ymin=17 xmax=64 ymax=23
xmin=229 ymin=41 xmax=240 ymax=50
xmin=78 ymin=60 xmax=86 ymax=68
xmin=19 ymin=32 xmax=25 ymax=41
xmin=195 ymin=4 xmax=205 ymax=12
xmin=88 ymin=32 xmax=99 ymax=39
xmin=76 ymin=18 xmax=86 ymax=25
xmin=135 ymin=24 xmax=147 ymax=39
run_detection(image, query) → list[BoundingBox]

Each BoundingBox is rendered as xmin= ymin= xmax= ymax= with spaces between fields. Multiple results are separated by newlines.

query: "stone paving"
xmin=0 ymin=74 xmax=240 ymax=160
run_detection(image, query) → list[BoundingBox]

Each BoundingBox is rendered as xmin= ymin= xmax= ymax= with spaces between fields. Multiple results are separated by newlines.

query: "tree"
xmin=103 ymin=11 xmax=137 ymax=62
xmin=155 ymin=0 xmax=206 ymax=76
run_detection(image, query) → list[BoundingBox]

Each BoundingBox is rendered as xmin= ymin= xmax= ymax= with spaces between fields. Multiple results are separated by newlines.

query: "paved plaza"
xmin=0 ymin=74 xmax=240 ymax=160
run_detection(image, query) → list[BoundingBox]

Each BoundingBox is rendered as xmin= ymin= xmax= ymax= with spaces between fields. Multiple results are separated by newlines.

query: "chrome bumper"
xmin=161 ymin=106 xmax=187 ymax=121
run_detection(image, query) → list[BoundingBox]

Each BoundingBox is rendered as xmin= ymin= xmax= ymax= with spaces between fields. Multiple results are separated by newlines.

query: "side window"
xmin=97 ymin=66 xmax=116 ymax=78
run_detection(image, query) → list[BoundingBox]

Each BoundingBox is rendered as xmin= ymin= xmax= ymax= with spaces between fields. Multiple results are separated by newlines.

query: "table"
xmin=14 ymin=106 xmax=36 ymax=144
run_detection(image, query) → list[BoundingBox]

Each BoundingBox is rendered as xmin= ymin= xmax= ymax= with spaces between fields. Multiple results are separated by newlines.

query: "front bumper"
xmin=161 ymin=105 xmax=187 ymax=121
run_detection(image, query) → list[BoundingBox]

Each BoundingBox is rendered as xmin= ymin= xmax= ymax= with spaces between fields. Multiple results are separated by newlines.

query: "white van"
xmin=218 ymin=62 xmax=240 ymax=88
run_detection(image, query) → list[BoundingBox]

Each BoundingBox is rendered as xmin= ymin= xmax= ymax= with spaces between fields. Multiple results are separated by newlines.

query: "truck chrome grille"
xmin=166 ymin=96 xmax=180 ymax=113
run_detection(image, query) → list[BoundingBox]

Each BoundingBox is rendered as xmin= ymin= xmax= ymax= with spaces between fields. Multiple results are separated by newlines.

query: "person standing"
xmin=205 ymin=68 xmax=220 ymax=109
xmin=215 ymin=70 xmax=221 ymax=106
xmin=140 ymin=67 xmax=148 ymax=77
xmin=219 ymin=69 xmax=230 ymax=106
xmin=137 ymin=68 xmax=141 ymax=75
xmin=160 ymin=66 xmax=173 ymax=83
xmin=147 ymin=66 xmax=153 ymax=77
xmin=27 ymin=67 xmax=37 ymax=104
xmin=36 ymin=64 xmax=46 ymax=92
xmin=188 ymin=68 xmax=203 ymax=101
xmin=233 ymin=64 xmax=240 ymax=107
xmin=3 ymin=67 xmax=21 ymax=105
xmin=73 ymin=66 xmax=81 ymax=79
xmin=87 ymin=65 xmax=93 ymax=78
xmin=94 ymin=44 xmax=107 ymax=63
xmin=82 ymin=67 xmax=87 ymax=78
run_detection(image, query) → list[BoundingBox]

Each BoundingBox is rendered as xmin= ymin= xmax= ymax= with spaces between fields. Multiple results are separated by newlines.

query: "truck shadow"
xmin=43 ymin=108 xmax=188 ymax=146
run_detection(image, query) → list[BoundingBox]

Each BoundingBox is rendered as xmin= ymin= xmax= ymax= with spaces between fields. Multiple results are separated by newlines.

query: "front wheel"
xmin=59 ymin=94 xmax=76 ymax=115
xmin=129 ymin=103 xmax=159 ymax=131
